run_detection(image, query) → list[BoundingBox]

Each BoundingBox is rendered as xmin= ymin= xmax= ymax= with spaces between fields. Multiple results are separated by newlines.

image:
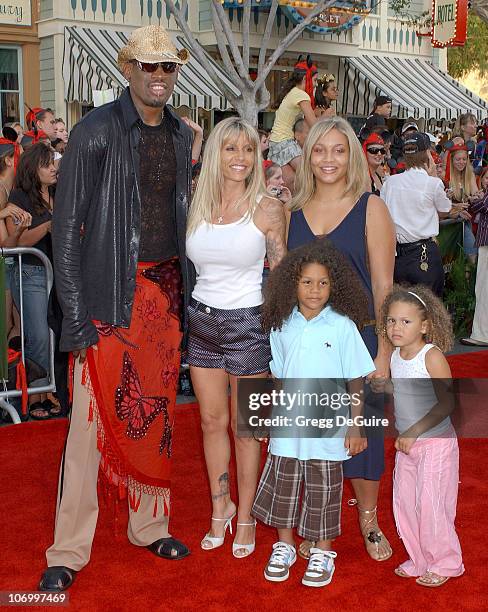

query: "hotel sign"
xmin=431 ymin=0 xmax=468 ymax=47
xmin=0 ymin=1 xmax=31 ymax=26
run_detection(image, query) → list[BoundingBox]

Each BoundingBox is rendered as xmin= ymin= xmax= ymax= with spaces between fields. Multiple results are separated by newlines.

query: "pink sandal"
xmin=394 ymin=567 xmax=412 ymax=578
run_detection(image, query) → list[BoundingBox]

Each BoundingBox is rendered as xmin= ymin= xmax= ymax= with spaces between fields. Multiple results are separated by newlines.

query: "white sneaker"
xmin=264 ymin=541 xmax=297 ymax=582
xmin=302 ymin=548 xmax=337 ymax=587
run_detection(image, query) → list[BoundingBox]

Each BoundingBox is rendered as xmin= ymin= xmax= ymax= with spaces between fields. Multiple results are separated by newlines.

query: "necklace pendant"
xmin=217 ymin=216 xmax=224 ymax=224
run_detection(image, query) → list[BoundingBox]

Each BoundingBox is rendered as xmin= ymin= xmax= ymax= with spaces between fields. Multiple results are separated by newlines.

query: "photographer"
xmin=264 ymin=161 xmax=292 ymax=204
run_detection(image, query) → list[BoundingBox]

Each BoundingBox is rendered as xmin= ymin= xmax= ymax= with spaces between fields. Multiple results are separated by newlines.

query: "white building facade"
xmin=37 ymin=0 xmax=487 ymax=128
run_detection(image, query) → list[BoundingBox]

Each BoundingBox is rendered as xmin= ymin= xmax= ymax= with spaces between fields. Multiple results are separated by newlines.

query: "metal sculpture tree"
xmin=164 ymin=0 xmax=337 ymax=126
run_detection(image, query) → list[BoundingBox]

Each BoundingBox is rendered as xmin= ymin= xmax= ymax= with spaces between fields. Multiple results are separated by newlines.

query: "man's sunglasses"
xmin=367 ymin=147 xmax=386 ymax=155
xmin=134 ymin=60 xmax=178 ymax=74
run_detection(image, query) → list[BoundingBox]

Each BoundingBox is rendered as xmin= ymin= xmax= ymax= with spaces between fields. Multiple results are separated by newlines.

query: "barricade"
xmin=0 ymin=247 xmax=55 ymax=424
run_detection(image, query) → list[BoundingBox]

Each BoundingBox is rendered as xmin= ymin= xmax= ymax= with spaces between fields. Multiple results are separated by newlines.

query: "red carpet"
xmin=1 ymin=400 xmax=487 ymax=612
xmin=447 ymin=349 xmax=488 ymax=377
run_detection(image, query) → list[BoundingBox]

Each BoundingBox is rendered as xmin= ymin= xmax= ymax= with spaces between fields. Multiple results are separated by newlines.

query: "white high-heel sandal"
xmin=201 ymin=514 xmax=235 ymax=550
xmin=232 ymin=520 xmax=256 ymax=558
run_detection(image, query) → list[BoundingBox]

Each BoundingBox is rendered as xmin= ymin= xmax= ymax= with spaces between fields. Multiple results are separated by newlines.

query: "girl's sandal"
xmin=394 ymin=567 xmax=412 ymax=578
xmin=415 ymin=572 xmax=450 ymax=587
xmin=358 ymin=505 xmax=393 ymax=562
xmin=298 ymin=540 xmax=315 ymax=560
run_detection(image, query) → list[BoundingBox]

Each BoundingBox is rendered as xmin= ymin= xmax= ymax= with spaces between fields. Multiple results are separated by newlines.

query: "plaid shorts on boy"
xmin=252 ymin=454 xmax=343 ymax=541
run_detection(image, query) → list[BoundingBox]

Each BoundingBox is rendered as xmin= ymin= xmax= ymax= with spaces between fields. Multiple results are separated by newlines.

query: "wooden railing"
xmin=41 ymin=0 xmax=192 ymax=28
xmin=359 ymin=14 xmax=431 ymax=56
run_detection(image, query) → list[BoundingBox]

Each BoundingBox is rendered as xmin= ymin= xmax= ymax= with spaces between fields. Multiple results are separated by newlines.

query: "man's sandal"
xmin=147 ymin=537 xmax=190 ymax=560
xmin=357 ymin=505 xmax=392 ymax=561
xmin=416 ymin=572 xmax=450 ymax=587
xmin=29 ymin=402 xmax=51 ymax=421
xmin=43 ymin=398 xmax=63 ymax=417
xmin=39 ymin=566 xmax=76 ymax=592
xmin=298 ymin=540 xmax=316 ymax=560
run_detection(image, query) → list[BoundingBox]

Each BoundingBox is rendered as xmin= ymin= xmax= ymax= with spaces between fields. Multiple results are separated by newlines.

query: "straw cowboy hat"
xmin=117 ymin=25 xmax=189 ymax=71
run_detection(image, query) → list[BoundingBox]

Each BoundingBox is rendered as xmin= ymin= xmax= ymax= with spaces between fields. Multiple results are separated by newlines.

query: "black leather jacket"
xmin=53 ymin=87 xmax=195 ymax=353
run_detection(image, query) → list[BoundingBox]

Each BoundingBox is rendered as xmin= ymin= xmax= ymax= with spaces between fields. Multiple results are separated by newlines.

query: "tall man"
xmin=40 ymin=25 xmax=195 ymax=592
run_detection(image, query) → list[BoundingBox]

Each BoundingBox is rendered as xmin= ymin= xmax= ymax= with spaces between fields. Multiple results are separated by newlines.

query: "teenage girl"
xmin=445 ymin=143 xmax=481 ymax=262
xmin=379 ymin=285 xmax=464 ymax=587
xmin=252 ymin=239 xmax=375 ymax=588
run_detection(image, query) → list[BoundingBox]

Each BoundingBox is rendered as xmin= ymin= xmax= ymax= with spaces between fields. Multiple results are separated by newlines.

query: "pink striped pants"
xmin=393 ymin=430 xmax=465 ymax=577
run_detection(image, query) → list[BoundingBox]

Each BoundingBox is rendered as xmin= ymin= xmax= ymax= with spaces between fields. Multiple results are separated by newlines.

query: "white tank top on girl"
xmin=186 ymin=214 xmax=266 ymax=309
xmin=390 ymin=343 xmax=451 ymax=438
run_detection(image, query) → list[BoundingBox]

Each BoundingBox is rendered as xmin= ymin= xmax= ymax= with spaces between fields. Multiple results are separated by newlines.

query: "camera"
xmin=269 ymin=186 xmax=283 ymax=197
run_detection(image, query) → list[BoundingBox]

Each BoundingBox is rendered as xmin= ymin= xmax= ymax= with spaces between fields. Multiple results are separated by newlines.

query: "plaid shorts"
xmin=187 ymin=298 xmax=271 ymax=376
xmin=267 ymin=139 xmax=302 ymax=167
xmin=252 ymin=454 xmax=343 ymax=541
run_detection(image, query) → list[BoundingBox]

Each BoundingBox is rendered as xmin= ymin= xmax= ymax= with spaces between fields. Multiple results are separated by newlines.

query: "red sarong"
xmin=79 ymin=259 xmax=182 ymax=512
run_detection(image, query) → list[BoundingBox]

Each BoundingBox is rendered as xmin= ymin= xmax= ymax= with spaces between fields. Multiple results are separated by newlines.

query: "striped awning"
xmin=338 ymin=56 xmax=488 ymax=120
xmin=63 ymin=26 xmax=237 ymax=110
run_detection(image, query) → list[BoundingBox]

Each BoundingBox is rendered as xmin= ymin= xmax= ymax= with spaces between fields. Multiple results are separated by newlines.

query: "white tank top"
xmin=390 ymin=343 xmax=451 ymax=438
xmin=186 ymin=214 xmax=266 ymax=309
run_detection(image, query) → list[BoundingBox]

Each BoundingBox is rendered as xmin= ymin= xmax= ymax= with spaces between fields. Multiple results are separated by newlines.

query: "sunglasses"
xmin=367 ymin=147 xmax=386 ymax=155
xmin=134 ymin=60 xmax=178 ymax=74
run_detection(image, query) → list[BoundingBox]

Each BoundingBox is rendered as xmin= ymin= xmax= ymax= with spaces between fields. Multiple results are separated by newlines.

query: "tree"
xmin=164 ymin=0 xmax=338 ymax=126
xmin=448 ymin=14 xmax=488 ymax=78
xmin=167 ymin=1 xmax=488 ymax=124
xmin=390 ymin=0 xmax=488 ymax=78
xmin=470 ymin=0 xmax=488 ymax=24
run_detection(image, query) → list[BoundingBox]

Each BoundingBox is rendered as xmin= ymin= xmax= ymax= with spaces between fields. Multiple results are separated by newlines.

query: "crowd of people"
xmin=1 ymin=25 xmax=484 ymax=594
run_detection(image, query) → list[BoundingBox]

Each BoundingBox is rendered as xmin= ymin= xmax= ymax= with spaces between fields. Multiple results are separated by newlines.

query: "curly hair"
xmin=261 ymin=238 xmax=370 ymax=333
xmin=379 ymin=284 xmax=454 ymax=353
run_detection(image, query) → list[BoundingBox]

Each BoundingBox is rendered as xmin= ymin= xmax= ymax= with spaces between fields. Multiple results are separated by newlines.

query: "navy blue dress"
xmin=288 ymin=192 xmax=384 ymax=480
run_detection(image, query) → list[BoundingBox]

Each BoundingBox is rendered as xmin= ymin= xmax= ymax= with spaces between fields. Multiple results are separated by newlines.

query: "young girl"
xmin=380 ymin=285 xmax=464 ymax=587
xmin=268 ymin=55 xmax=318 ymax=191
xmin=252 ymin=239 xmax=375 ymax=587
xmin=314 ymin=74 xmax=338 ymax=119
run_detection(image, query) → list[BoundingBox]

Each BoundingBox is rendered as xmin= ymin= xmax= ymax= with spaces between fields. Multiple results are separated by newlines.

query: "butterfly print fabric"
xmin=83 ymin=258 xmax=182 ymax=498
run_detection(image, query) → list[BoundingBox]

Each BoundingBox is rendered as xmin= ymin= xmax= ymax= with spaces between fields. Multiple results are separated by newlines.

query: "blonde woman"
xmin=287 ymin=117 xmax=396 ymax=562
xmin=452 ymin=112 xmax=477 ymax=147
xmin=186 ymin=117 xmax=286 ymax=558
xmin=445 ymin=144 xmax=481 ymax=262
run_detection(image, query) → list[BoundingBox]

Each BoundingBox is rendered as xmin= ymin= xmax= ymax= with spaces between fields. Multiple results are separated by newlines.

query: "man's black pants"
xmin=394 ymin=239 xmax=444 ymax=297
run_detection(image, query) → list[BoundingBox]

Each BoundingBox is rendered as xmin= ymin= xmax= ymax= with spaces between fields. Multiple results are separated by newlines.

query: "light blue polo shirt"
xmin=269 ymin=305 xmax=375 ymax=461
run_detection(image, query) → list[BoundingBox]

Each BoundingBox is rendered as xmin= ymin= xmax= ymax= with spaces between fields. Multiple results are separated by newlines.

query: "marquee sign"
xmin=279 ymin=1 xmax=371 ymax=34
xmin=222 ymin=1 xmax=371 ymax=35
xmin=431 ymin=0 xmax=468 ymax=48
xmin=0 ymin=0 xmax=31 ymax=26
